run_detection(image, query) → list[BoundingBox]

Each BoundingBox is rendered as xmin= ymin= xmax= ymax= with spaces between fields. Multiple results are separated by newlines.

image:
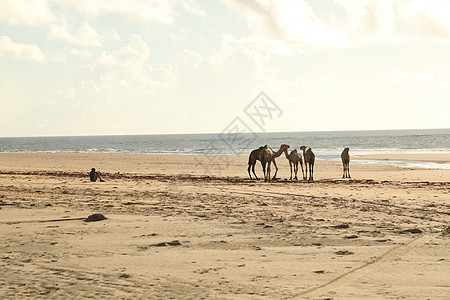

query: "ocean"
xmin=1 ymin=129 xmax=449 ymax=169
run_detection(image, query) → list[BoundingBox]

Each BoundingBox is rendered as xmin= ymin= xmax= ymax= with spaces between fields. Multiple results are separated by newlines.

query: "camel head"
xmin=300 ymin=146 xmax=306 ymax=151
xmin=343 ymin=147 xmax=349 ymax=153
xmin=281 ymin=144 xmax=290 ymax=150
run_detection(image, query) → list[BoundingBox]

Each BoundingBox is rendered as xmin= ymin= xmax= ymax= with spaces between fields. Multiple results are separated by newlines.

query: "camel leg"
xmin=347 ymin=164 xmax=351 ymax=178
xmin=310 ymin=163 xmax=314 ymax=181
xmin=294 ymin=162 xmax=298 ymax=181
xmin=289 ymin=162 xmax=293 ymax=180
xmin=252 ymin=164 xmax=259 ymax=180
xmin=248 ymin=165 xmax=252 ymax=179
xmin=271 ymin=160 xmax=278 ymax=180
xmin=263 ymin=162 xmax=268 ymax=181
xmin=260 ymin=161 xmax=264 ymax=180
xmin=264 ymin=161 xmax=271 ymax=182
xmin=262 ymin=162 xmax=266 ymax=181
xmin=300 ymin=161 xmax=305 ymax=180
xmin=304 ymin=163 xmax=308 ymax=181
xmin=342 ymin=164 xmax=345 ymax=179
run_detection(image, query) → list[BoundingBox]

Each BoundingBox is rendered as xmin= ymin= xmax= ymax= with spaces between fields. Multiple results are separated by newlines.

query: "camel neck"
xmin=273 ymin=148 xmax=285 ymax=158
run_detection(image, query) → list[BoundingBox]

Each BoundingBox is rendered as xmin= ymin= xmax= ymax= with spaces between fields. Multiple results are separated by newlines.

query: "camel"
xmin=247 ymin=145 xmax=266 ymax=180
xmin=284 ymin=148 xmax=305 ymax=180
xmin=261 ymin=144 xmax=290 ymax=181
xmin=341 ymin=147 xmax=351 ymax=178
xmin=300 ymin=146 xmax=315 ymax=181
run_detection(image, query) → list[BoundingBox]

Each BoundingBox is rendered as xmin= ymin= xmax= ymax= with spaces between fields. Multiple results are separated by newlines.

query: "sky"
xmin=1 ymin=0 xmax=449 ymax=137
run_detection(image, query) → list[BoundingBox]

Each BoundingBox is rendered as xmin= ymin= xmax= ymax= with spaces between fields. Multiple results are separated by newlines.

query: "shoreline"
xmin=0 ymin=152 xmax=449 ymax=182
xmin=354 ymin=153 xmax=450 ymax=163
xmin=354 ymin=153 xmax=450 ymax=171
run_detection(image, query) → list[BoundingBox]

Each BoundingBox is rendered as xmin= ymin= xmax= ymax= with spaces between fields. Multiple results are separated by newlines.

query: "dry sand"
xmin=0 ymin=153 xmax=449 ymax=299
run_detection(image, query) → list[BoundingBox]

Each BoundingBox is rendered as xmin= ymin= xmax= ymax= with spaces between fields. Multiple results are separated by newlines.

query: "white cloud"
xmin=224 ymin=0 xmax=450 ymax=54
xmin=87 ymin=34 xmax=176 ymax=101
xmin=181 ymin=0 xmax=206 ymax=17
xmin=170 ymin=29 xmax=188 ymax=41
xmin=386 ymin=69 xmax=436 ymax=84
xmin=415 ymin=73 xmax=435 ymax=83
xmin=42 ymin=88 xmax=76 ymax=105
xmin=69 ymin=48 xmax=93 ymax=57
xmin=398 ymin=0 xmax=450 ymax=40
xmin=48 ymin=22 xmax=103 ymax=47
xmin=0 ymin=36 xmax=45 ymax=62
xmin=0 ymin=0 xmax=54 ymax=25
xmin=336 ymin=0 xmax=396 ymax=43
xmin=97 ymin=34 xmax=151 ymax=66
xmin=21 ymin=34 xmax=178 ymax=135
xmin=387 ymin=69 xmax=410 ymax=84
xmin=57 ymin=0 xmax=175 ymax=24
xmin=240 ymin=36 xmax=294 ymax=56
xmin=207 ymin=34 xmax=280 ymax=80
xmin=208 ymin=34 xmax=240 ymax=71
xmin=177 ymin=49 xmax=202 ymax=68
xmin=224 ymin=0 xmax=344 ymax=48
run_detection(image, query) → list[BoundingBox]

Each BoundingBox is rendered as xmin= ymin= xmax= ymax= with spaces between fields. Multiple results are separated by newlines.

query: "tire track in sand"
xmin=291 ymin=234 xmax=424 ymax=299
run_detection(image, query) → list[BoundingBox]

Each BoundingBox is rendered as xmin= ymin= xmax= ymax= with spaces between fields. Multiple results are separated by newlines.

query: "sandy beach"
xmin=356 ymin=153 xmax=450 ymax=163
xmin=0 ymin=153 xmax=449 ymax=299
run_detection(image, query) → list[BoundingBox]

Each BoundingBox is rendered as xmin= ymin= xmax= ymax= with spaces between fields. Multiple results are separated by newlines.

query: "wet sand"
xmin=356 ymin=153 xmax=450 ymax=163
xmin=0 ymin=153 xmax=449 ymax=299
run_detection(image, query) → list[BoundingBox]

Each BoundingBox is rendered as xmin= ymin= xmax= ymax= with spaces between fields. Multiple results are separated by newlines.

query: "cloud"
xmin=336 ymin=0 xmax=396 ymax=43
xmin=224 ymin=0 xmax=450 ymax=54
xmin=0 ymin=0 xmax=55 ymax=25
xmin=42 ymin=88 xmax=76 ymax=105
xmin=177 ymin=49 xmax=202 ymax=68
xmin=386 ymin=69 xmax=435 ymax=84
xmin=69 ymin=48 xmax=93 ymax=57
xmin=85 ymin=34 xmax=176 ymax=102
xmin=224 ymin=0 xmax=344 ymax=48
xmin=225 ymin=0 xmax=402 ymax=47
xmin=208 ymin=34 xmax=240 ymax=71
xmin=97 ymin=34 xmax=151 ymax=66
xmin=57 ymin=0 xmax=175 ymax=24
xmin=398 ymin=0 xmax=450 ymax=40
xmin=180 ymin=0 xmax=206 ymax=17
xmin=0 ymin=36 xmax=45 ymax=62
xmin=207 ymin=34 xmax=283 ymax=80
xmin=21 ymin=34 xmax=177 ymax=134
xmin=48 ymin=22 xmax=104 ymax=47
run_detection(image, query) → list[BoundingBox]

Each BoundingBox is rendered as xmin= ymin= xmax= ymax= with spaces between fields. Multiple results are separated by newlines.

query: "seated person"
xmin=90 ymin=168 xmax=105 ymax=182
